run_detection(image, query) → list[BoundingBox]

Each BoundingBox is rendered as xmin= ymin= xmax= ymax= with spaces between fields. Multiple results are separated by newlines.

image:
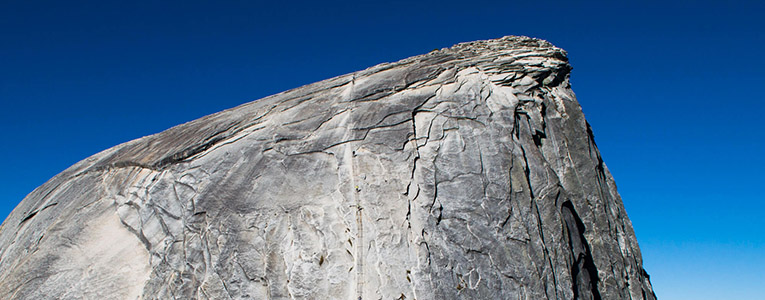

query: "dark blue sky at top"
xmin=1 ymin=1 xmax=763 ymax=298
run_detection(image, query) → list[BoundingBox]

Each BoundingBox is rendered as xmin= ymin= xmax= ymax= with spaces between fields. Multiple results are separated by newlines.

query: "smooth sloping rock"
xmin=0 ymin=36 xmax=655 ymax=299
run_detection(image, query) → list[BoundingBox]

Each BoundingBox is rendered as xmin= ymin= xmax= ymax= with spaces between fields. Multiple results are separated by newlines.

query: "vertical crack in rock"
xmin=0 ymin=36 xmax=654 ymax=300
xmin=562 ymin=200 xmax=602 ymax=300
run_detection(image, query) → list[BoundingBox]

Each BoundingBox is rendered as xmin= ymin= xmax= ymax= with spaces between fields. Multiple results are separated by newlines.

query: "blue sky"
xmin=1 ymin=1 xmax=763 ymax=298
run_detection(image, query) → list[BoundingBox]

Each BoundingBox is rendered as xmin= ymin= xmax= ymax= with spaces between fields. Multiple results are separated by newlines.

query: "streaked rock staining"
xmin=0 ymin=36 xmax=655 ymax=299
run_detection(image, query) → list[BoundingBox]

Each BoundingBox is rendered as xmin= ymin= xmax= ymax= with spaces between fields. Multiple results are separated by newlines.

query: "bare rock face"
xmin=0 ymin=36 xmax=655 ymax=299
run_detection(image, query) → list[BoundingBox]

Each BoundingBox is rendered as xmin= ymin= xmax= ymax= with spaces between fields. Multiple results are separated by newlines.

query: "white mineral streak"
xmin=0 ymin=36 xmax=655 ymax=299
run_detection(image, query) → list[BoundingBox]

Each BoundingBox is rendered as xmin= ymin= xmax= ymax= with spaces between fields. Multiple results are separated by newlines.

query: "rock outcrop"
xmin=0 ymin=36 xmax=655 ymax=299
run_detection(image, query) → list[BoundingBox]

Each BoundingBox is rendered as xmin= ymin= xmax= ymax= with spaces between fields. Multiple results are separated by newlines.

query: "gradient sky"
xmin=1 ymin=1 xmax=763 ymax=298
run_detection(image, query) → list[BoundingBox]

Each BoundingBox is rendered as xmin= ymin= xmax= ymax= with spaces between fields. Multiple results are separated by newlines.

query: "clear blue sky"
xmin=1 ymin=1 xmax=763 ymax=298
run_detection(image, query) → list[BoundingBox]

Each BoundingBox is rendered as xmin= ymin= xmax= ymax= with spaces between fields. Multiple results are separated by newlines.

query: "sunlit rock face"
xmin=0 ymin=36 xmax=655 ymax=300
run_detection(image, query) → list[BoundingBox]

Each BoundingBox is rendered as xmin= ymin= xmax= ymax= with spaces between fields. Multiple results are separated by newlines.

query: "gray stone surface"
xmin=0 ymin=36 xmax=655 ymax=299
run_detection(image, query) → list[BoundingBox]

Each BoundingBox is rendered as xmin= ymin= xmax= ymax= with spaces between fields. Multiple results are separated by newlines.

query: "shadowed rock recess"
xmin=0 ymin=36 xmax=655 ymax=299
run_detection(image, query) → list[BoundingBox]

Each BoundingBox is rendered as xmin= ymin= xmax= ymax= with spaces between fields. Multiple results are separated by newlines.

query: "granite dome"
xmin=0 ymin=36 xmax=655 ymax=300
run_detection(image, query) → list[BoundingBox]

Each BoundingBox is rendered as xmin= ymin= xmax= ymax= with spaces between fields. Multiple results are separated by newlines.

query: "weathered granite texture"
xmin=0 ymin=36 xmax=655 ymax=299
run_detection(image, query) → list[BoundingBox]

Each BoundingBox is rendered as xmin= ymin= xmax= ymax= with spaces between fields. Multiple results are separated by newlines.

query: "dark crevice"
xmin=18 ymin=211 xmax=38 ymax=225
xmin=518 ymin=145 xmax=534 ymax=199
xmin=585 ymin=122 xmax=598 ymax=158
xmin=513 ymin=109 xmax=525 ymax=139
xmin=640 ymin=267 xmax=651 ymax=280
xmin=534 ymin=70 xmax=553 ymax=87
xmin=561 ymin=200 xmax=601 ymax=300
xmin=532 ymin=129 xmax=545 ymax=148
xmin=435 ymin=204 xmax=443 ymax=225
xmin=546 ymin=64 xmax=572 ymax=88
xmin=18 ymin=202 xmax=58 ymax=226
